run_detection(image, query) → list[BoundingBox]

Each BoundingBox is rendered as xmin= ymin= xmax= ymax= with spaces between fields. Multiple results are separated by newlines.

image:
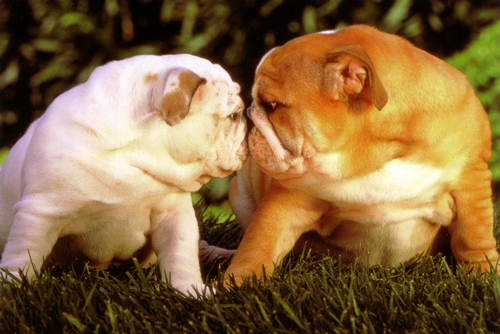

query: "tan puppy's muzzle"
xmin=246 ymin=102 xmax=306 ymax=177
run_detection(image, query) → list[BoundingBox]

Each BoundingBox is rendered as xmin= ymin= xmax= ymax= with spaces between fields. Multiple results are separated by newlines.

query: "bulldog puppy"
xmin=225 ymin=25 xmax=497 ymax=284
xmin=0 ymin=54 xmax=247 ymax=295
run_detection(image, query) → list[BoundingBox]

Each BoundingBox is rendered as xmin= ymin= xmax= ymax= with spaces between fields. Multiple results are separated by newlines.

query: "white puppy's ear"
xmin=158 ymin=68 xmax=207 ymax=126
xmin=325 ymin=44 xmax=388 ymax=111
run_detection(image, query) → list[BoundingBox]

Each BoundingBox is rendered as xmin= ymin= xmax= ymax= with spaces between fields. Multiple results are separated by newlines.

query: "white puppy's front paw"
xmin=178 ymin=282 xmax=215 ymax=298
xmin=0 ymin=268 xmax=22 ymax=285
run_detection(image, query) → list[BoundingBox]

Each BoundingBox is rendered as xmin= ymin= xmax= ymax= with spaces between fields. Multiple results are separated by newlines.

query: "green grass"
xmin=1 ymin=203 xmax=500 ymax=333
xmin=0 ymin=148 xmax=9 ymax=165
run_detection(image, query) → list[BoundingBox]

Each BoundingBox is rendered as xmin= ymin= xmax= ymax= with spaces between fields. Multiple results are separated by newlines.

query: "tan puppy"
xmin=225 ymin=25 xmax=498 ymax=284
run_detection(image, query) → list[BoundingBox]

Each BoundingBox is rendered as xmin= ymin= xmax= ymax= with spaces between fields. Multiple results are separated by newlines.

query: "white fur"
xmin=313 ymin=158 xmax=453 ymax=204
xmin=296 ymin=155 xmax=460 ymax=232
xmin=317 ymin=29 xmax=338 ymax=34
xmin=0 ymin=54 xmax=247 ymax=296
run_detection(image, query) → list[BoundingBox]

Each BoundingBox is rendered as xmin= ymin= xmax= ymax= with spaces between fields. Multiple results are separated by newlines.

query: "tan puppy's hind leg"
xmin=450 ymin=159 xmax=499 ymax=273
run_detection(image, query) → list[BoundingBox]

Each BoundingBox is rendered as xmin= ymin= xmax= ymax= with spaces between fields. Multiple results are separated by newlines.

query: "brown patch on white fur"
xmin=160 ymin=69 xmax=207 ymax=126
xmin=144 ymin=73 xmax=159 ymax=84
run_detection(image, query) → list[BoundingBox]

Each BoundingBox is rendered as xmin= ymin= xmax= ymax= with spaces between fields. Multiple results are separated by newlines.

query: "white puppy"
xmin=0 ymin=54 xmax=247 ymax=295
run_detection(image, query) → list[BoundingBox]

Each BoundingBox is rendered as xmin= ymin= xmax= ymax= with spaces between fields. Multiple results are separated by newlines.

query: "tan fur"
xmin=226 ymin=25 xmax=497 ymax=285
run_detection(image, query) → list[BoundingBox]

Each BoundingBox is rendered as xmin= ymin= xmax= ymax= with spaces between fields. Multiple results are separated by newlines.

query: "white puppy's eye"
xmin=229 ymin=112 xmax=240 ymax=121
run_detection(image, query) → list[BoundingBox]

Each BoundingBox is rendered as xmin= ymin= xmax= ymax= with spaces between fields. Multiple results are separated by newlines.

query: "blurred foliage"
xmin=0 ymin=147 xmax=8 ymax=164
xmin=0 ymin=0 xmax=499 ymax=190
xmin=447 ymin=21 xmax=500 ymax=187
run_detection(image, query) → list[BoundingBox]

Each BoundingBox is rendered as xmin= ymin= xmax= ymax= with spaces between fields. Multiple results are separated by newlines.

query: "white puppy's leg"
xmin=0 ymin=208 xmax=63 ymax=280
xmin=151 ymin=194 xmax=210 ymax=296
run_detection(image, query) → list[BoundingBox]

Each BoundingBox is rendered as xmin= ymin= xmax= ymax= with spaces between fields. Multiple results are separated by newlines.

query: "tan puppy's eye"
xmin=261 ymin=101 xmax=277 ymax=113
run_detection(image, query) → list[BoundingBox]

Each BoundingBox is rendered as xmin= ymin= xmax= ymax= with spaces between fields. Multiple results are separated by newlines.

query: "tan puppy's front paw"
xmin=224 ymin=269 xmax=254 ymax=287
xmin=224 ymin=268 xmax=255 ymax=286
xmin=224 ymin=260 xmax=275 ymax=286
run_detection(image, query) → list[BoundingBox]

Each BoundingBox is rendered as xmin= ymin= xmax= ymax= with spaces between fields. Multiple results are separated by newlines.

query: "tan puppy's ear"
xmin=325 ymin=44 xmax=388 ymax=110
xmin=159 ymin=68 xmax=207 ymax=126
